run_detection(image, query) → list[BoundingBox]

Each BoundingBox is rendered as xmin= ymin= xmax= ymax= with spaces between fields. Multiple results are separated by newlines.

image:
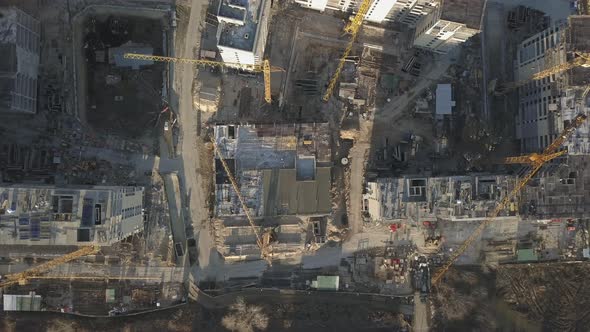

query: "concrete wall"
xmin=253 ymin=0 xmax=271 ymax=64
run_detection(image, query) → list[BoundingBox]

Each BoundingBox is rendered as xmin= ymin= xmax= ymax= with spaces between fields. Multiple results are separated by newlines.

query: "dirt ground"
xmin=82 ymin=14 xmax=165 ymax=138
xmin=496 ymin=263 xmax=590 ymax=332
xmin=433 ymin=267 xmax=504 ymax=331
xmin=432 ymin=263 xmax=590 ymax=331
xmin=0 ymin=297 xmax=410 ymax=332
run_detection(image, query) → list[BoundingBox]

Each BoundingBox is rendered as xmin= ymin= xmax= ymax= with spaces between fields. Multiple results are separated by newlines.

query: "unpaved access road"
xmin=347 ymin=51 xmax=455 ymax=236
xmin=171 ymin=0 xmax=218 ymax=271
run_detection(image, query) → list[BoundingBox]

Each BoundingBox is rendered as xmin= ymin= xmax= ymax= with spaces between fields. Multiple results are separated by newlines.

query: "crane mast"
xmin=531 ymin=52 xmax=590 ymax=80
xmin=0 ymin=246 xmax=100 ymax=288
xmin=212 ymin=141 xmax=271 ymax=261
xmin=123 ymin=53 xmax=283 ymax=104
xmin=323 ymin=0 xmax=372 ymax=101
xmin=493 ymin=52 xmax=590 ymax=95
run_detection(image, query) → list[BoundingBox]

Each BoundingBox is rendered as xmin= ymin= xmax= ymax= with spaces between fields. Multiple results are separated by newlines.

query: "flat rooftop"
xmin=262 ymin=167 xmax=331 ymax=216
xmin=435 ymin=84 xmax=454 ymax=115
xmin=217 ymin=0 xmax=264 ymax=51
xmin=364 ymin=175 xmax=518 ymax=221
xmin=214 ymin=123 xmax=332 ymax=217
xmin=0 ymin=185 xmax=143 ymax=246
xmin=440 ymin=0 xmax=485 ymax=30
xmin=214 ymin=123 xmax=332 ymax=166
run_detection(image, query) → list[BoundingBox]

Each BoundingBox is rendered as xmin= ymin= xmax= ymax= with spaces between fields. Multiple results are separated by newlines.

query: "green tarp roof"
xmin=315 ymin=276 xmax=339 ymax=291
xmin=517 ymin=249 xmax=538 ymax=262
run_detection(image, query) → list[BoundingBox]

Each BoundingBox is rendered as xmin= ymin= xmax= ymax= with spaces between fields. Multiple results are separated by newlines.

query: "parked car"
xmin=175 ymin=243 xmax=184 ymax=257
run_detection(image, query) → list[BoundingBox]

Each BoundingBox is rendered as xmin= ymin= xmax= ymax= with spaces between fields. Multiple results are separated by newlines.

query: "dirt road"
xmin=375 ymin=51 xmax=455 ymax=124
xmin=413 ymin=292 xmax=430 ymax=332
xmin=172 ymin=0 xmax=217 ymax=270
xmin=347 ymin=52 xmax=455 ymax=236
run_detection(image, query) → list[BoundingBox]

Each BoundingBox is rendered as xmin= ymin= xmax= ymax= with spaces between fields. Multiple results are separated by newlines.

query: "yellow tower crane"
xmin=431 ymin=114 xmax=587 ymax=285
xmin=123 ymin=53 xmax=284 ymax=104
xmin=323 ymin=0 xmax=373 ymax=102
xmin=211 ymin=140 xmax=272 ymax=262
xmin=533 ymin=51 xmax=590 ymax=79
xmin=0 ymin=246 xmax=100 ymax=288
xmin=492 ymin=52 xmax=590 ymax=95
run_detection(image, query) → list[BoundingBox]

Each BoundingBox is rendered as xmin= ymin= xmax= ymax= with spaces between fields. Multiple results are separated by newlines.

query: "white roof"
xmin=3 ymin=294 xmax=42 ymax=311
xmin=435 ymin=84 xmax=455 ymax=115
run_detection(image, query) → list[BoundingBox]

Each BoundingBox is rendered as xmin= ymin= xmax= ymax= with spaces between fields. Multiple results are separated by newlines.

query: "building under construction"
xmin=363 ymin=174 xmax=518 ymax=223
xmin=515 ymin=15 xmax=590 ymax=154
xmin=0 ymin=7 xmax=40 ymax=114
xmin=216 ymin=0 xmax=271 ymax=66
xmin=213 ymin=123 xmax=332 ymax=259
xmin=520 ymin=155 xmax=590 ymax=218
xmin=0 ymin=185 xmax=144 ymax=246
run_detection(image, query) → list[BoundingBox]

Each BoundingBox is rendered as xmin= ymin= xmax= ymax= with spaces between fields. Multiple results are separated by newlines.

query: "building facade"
xmin=514 ymin=16 xmax=590 ymax=154
xmin=0 ymin=7 xmax=40 ymax=114
xmin=514 ymin=24 xmax=565 ymax=153
xmin=294 ymin=0 xmax=398 ymax=24
xmin=0 ymin=185 xmax=144 ymax=246
xmin=386 ymin=0 xmax=438 ymax=27
xmin=216 ymin=0 xmax=271 ymax=66
xmin=413 ymin=0 xmax=484 ymax=54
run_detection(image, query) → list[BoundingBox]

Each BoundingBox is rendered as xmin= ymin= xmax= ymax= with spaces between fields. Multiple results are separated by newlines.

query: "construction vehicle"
xmin=211 ymin=140 xmax=272 ymax=262
xmin=432 ymin=113 xmax=587 ymax=285
xmin=0 ymin=246 xmax=100 ymax=288
xmin=323 ymin=0 xmax=372 ymax=102
xmin=492 ymin=52 xmax=590 ymax=95
xmin=123 ymin=53 xmax=284 ymax=104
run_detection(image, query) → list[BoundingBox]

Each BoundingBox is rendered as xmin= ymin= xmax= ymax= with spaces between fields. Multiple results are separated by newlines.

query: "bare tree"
xmin=222 ymin=297 xmax=269 ymax=332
